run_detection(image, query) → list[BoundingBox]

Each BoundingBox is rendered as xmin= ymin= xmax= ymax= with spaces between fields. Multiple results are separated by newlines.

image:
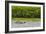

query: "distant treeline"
xmin=12 ymin=6 xmax=41 ymax=18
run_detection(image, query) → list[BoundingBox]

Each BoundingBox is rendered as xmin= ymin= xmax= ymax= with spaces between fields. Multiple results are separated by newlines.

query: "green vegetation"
xmin=13 ymin=18 xmax=40 ymax=22
xmin=12 ymin=6 xmax=41 ymax=22
xmin=12 ymin=6 xmax=41 ymax=18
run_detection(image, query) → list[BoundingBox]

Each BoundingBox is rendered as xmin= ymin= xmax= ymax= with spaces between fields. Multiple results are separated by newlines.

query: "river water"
xmin=11 ymin=20 xmax=41 ymax=28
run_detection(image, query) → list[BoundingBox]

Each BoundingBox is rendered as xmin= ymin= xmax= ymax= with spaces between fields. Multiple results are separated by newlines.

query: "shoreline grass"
xmin=12 ymin=18 xmax=41 ymax=22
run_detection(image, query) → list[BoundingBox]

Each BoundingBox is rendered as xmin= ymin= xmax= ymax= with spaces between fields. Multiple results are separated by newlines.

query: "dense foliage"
xmin=12 ymin=6 xmax=41 ymax=18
